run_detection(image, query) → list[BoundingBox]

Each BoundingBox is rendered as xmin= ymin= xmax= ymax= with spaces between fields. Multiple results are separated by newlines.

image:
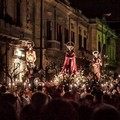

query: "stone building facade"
xmin=89 ymin=18 xmax=117 ymax=71
xmin=0 ymin=0 xmax=34 ymax=82
xmin=0 ymin=0 xmax=117 ymax=82
xmin=37 ymin=0 xmax=91 ymax=71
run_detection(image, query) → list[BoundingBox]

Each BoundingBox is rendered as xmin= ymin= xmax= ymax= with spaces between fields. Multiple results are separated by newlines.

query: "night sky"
xmin=69 ymin=0 xmax=120 ymax=34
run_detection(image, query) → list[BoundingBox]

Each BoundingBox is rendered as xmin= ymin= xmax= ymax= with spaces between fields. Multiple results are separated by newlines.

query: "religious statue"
xmin=92 ymin=51 xmax=102 ymax=80
xmin=61 ymin=42 xmax=77 ymax=74
xmin=26 ymin=41 xmax=36 ymax=69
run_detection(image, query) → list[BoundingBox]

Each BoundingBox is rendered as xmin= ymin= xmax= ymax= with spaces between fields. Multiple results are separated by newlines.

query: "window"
xmin=102 ymin=44 xmax=106 ymax=55
xmin=110 ymin=48 xmax=112 ymax=61
xmin=0 ymin=0 xmax=4 ymax=18
xmin=57 ymin=24 xmax=62 ymax=41
xmin=16 ymin=0 xmax=21 ymax=26
xmin=71 ymin=23 xmax=74 ymax=29
xmin=64 ymin=28 xmax=69 ymax=44
xmin=79 ymin=27 xmax=82 ymax=34
xmin=0 ymin=0 xmax=6 ymax=18
xmin=71 ymin=31 xmax=75 ymax=43
xmin=79 ymin=34 xmax=82 ymax=50
xmin=84 ymin=30 xmax=87 ymax=37
xmin=46 ymin=20 xmax=52 ymax=40
xmin=98 ymin=41 xmax=101 ymax=53
xmin=84 ymin=37 xmax=87 ymax=50
xmin=57 ymin=24 xmax=62 ymax=49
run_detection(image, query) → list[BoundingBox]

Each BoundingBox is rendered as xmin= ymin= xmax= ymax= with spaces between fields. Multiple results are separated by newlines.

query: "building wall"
xmin=34 ymin=0 xmax=117 ymax=71
xmin=0 ymin=0 xmax=118 ymax=82
xmin=89 ymin=18 xmax=117 ymax=70
xmin=116 ymin=35 xmax=120 ymax=72
xmin=0 ymin=0 xmax=34 ymax=82
xmin=37 ymin=0 xmax=90 ymax=69
xmin=89 ymin=23 xmax=97 ymax=51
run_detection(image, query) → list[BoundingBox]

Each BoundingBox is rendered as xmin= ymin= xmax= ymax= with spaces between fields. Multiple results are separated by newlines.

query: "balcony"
xmin=46 ymin=40 xmax=60 ymax=50
xmin=0 ymin=19 xmax=21 ymax=37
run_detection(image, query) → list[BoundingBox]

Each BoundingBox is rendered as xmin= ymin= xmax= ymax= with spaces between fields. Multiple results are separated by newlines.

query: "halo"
xmin=92 ymin=51 xmax=99 ymax=56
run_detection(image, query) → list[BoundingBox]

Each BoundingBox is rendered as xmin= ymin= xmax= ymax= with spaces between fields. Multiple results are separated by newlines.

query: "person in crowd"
xmin=20 ymin=104 xmax=35 ymax=120
xmin=30 ymin=92 xmax=49 ymax=112
xmin=0 ymin=85 xmax=7 ymax=94
xmin=41 ymin=99 xmax=79 ymax=120
xmin=0 ymin=93 xmax=17 ymax=110
xmin=20 ymin=92 xmax=49 ymax=120
xmin=15 ymin=89 xmax=29 ymax=118
xmin=102 ymin=94 xmax=112 ymax=105
xmin=92 ymin=103 xmax=120 ymax=120
xmin=0 ymin=101 xmax=18 ymax=120
xmin=91 ymin=86 xmax=103 ymax=105
xmin=79 ymin=104 xmax=93 ymax=120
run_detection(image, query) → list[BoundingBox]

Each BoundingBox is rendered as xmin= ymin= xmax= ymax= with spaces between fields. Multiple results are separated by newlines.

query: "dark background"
xmin=69 ymin=0 xmax=120 ymax=35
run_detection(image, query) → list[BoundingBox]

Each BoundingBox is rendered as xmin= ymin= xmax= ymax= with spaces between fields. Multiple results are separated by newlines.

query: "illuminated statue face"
xmin=66 ymin=41 xmax=74 ymax=52
xmin=94 ymin=53 xmax=98 ymax=58
xmin=67 ymin=45 xmax=74 ymax=51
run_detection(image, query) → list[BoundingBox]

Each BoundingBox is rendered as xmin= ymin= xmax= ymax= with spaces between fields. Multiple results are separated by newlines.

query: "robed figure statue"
xmin=61 ymin=42 xmax=77 ymax=74
xmin=92 ymin=51 xmax=102 ymax=80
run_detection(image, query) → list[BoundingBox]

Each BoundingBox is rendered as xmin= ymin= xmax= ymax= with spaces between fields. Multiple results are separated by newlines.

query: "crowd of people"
xmin=0 ymin=78 xmax=120 ymax=120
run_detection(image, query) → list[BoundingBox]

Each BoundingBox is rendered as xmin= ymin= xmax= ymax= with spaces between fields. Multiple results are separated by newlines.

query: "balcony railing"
xmin=46 ymin=40 xmax=60 ymax=50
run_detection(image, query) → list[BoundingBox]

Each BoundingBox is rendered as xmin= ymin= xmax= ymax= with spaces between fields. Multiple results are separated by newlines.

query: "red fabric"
xmin=61 ymin=50 xmax=77 ymax=74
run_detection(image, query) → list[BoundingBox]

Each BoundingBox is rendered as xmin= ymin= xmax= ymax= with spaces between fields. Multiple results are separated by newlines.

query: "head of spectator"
xmin=84 ymin=94 xmax=94 ymax=107
xmin=91 ymin=86 xmax=103 ymax=104
xmin=20 ymin=104 xmax=35 ymax=120
xmin=63 ymin=91 xmax=75 ymax=101
xmin=41 ymin=99 xmax=79 ymax=120
xmin=79 ymin=105 xmax=93 ymax=120
xmin=92 ymin=103 xmax=120 ymax=120
xmin=37 ymin=85 xmax=42 ymax=91
xmin=30 ymin=92 xmax=49 ymax=112
xmin=0 ymin=102 xmax=17 ymax=120
xmin=0 ymin=85 xmax=7 ymax=94
xmin=102 ymin=94 xmax=111 ymax=105
xmin=0 ymin=93 xmax=17 ymax=107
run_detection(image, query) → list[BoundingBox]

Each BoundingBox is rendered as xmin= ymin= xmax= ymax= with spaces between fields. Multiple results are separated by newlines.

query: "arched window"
xmin=64 ymin=28 xmax=69 ymax=44
xmin=46 ymin=20 xmax=52 ymax=40
xmin=57 ymin=23 xmax=63 ymax=49
xmin=79 ymin=34 xmax=82 ymax=50
xmin=71 ymin=31 xmax=75 ymax=43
